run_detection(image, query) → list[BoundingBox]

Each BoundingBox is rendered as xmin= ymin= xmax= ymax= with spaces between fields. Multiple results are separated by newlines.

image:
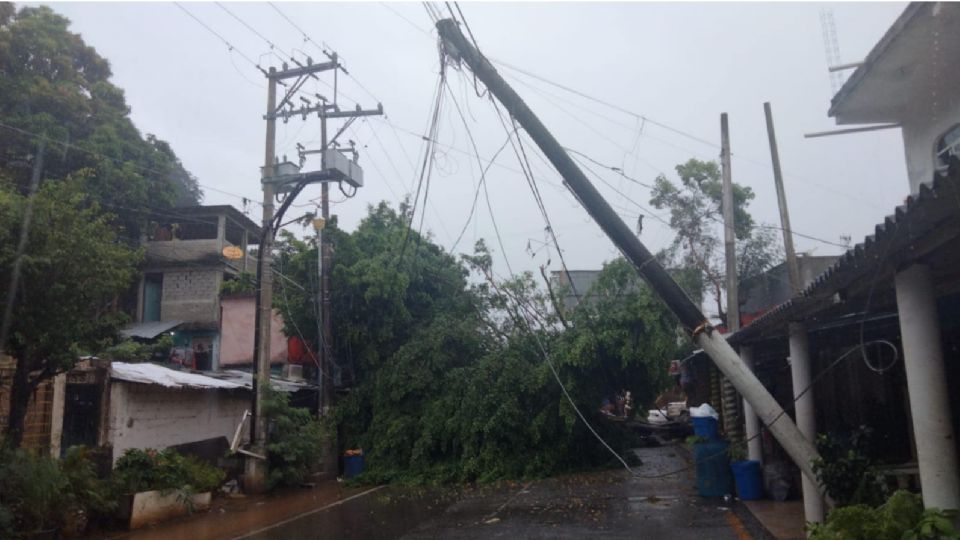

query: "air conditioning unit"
xmin=323 ymin=149 xmax=364 ymax=188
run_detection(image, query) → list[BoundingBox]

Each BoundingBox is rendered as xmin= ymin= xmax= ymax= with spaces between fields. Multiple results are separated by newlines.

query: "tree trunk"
xmin=4 ymin=355 xmax=32 ymax=448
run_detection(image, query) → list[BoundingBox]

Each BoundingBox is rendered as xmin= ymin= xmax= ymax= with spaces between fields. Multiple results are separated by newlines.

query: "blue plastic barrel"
xmin=344 ymin=455 xmax=365 ymax=478
xmin=693 ymin=441 xmax=732 ymax=497
xmin=692 ymin=416 xmax=719 ymax=439
xmin=730 ymin=460 xmax=763 ymax=500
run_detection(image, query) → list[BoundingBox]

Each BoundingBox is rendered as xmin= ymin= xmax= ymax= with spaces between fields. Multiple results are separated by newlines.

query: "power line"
xmin=266 ymin=2 xmax=331 ymax=57
xmin=449 ymin=129 xmax=514 ymax=253
xmin=496 ymin=58 xmax=886 ymax=211
xmin=379 ymin=2 xmax=433 ymax=38
xmin=444 ymin=80 xmax=515 ymax=276
xmin=397 ymin=69 xmax=446 ymax=265
xmin=492 ymin=59 xmax=718 ymax=150
xmin=216 ymin=2 xmax=291 ymax=60
xmin=173 ymin=2 xmax=269 ymax=77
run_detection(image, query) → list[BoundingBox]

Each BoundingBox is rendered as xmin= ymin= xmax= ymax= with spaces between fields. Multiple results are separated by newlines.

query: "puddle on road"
xmin=240 ymin=485 xmax=458 ymax=540
xmin=627 ymin=494 xmax=682 ymax=510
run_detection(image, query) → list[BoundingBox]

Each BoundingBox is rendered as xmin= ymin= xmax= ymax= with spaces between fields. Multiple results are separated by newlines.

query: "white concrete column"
xmin=741 ymin=346 xmax=763 ymax=463
xmin=49 ymin=374 xmax=66 ymax=458
xmin=216 ymin=214 xmax=227 ymax=254
xmin=789 ymin=322 xmax=824 ymax=524
xmin=895 ymin=264 xmax=960 ymax=510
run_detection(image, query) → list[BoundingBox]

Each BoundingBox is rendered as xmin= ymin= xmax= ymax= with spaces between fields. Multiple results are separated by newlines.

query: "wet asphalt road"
xmin=238 ymin=445 xmax=769 ymax=540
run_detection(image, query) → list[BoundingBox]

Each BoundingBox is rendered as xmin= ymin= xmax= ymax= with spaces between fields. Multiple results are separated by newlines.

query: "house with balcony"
xmin=126 ymin=205 xmax=288 ymax=370
xmin=705 ymin=2 xmax=960 ymax=530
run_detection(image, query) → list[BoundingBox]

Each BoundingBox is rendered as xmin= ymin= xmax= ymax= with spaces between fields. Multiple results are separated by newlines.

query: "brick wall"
xmin=107 ymin=383 xmax=249 ymax=464
xmin=0 ymin=358 xmax=55 ymax=454
xmin=161 ymin=269 xmax=221 ymax=323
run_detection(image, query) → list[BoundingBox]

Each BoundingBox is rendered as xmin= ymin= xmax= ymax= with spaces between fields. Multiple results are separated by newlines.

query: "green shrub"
xmin=903 ymin=509 xmax=960 ymax=540
xmin=811 ymin=427 xmax=888 ymax=508
xmin=61 ymin=446 xmax=117 ymax=519
xmin=808 ymin=489 xmax=956 ymax=540
xmin=263 ymin=385 xmax=325 ymax=489
xmin=113 ymin=448 xmax=225 ymax=495
xmin=99 ymin=335 xmax=173 ymax=363
xmin=0 ymin=448 xmax=70 ymax=533
xmin=221 ymin=271 xmax=256 ymax=295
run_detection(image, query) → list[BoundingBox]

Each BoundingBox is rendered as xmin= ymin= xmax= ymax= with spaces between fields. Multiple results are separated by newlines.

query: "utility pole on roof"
xmin=435 ymin=17 xmax=822 ymax=486
xmin=247 ymin=55 xmax=382 ymax=492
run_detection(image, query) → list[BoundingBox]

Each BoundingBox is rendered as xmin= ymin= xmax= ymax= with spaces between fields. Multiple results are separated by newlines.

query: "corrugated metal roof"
xmin=120 ymin=320 xmax=184 ymax=340
xmin=110 ymin=362 xmax=244 ymax=389
xmin=109 ymin=363 xmax=316 ymax=392
xmin=731 ymin=168 xmax=960 ymax=344
xmin=210 ymin=370 xmax=316 ymax=393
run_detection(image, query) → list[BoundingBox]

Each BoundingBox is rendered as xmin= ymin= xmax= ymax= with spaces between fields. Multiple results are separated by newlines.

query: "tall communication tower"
xmin=820 ymin=8 xmax=845 ymax=94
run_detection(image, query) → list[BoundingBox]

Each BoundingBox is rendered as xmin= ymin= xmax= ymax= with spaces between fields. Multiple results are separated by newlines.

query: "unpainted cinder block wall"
xmin=107 ymin=383 xmax=249 ymax=464
xmin=160 ymin=269 xmax=221 ymax=323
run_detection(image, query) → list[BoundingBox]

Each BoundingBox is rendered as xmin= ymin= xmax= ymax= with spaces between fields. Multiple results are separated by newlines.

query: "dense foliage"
xmin=0 ymin=177 xmax=141 ymax=445
xmin=0 ymin=4 xmax=201 ymax=220
xmin=0 ymin=3 xmax=202 ymax=447
xmin=0 ymin=446 xmax=115 ymax=536
xmin=262 ymin=385 xmax=326 ymax=489
xmin=812 ymin=427 xmax=888 ymax=508
xmin=98 ymin=335 xmax=173 ymax=363
xmin=809 ymin=490 xmax=959 ymax=540
xmin=113 ymin=448 xmax=225 ymax=495
xmin=274 ymin=201 xmax=687 ymax=483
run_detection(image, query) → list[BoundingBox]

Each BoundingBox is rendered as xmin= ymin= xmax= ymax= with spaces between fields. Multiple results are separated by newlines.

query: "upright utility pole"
xmin=436 ymin=18 xmax=822 ymax=484
xmin=319 ymin=118 xmax=333 ymax=420
xmin=720 ymin=114 xmax=738 ymax=334
xmin=312 ymin=215 xmax=325 ymax=417
xmin=246 ymin=56 xmax=382 ymax=487
xmin=719 ymin=113 xmax=742 ymax=445
xmin=764 ymin=102 xmax=801 ymax=292
xmin=765 ymin=102 xmax=824 ymax=523
xmin=246 ymin=68 xmax=278 ymax=494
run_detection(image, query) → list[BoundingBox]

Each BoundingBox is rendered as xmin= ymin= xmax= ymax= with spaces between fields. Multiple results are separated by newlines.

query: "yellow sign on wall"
xmin=222 ymin=246 xmax=244 ymax=260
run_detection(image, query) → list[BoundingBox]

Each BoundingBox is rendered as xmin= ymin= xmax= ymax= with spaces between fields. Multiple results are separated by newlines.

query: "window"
xmin=935 ymin=124 xmax=960 ymax=174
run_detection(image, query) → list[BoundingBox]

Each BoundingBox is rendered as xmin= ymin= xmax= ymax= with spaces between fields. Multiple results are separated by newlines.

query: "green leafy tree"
xmin=650 ymin=158 xmax=782 ymax=325
xmin=0 ymin=175 xmax=140 ymax=447
xmin=275 ymin=201 xmax=684 ymax=483
xmin=0 ymin=4 xmax=201 ymax=235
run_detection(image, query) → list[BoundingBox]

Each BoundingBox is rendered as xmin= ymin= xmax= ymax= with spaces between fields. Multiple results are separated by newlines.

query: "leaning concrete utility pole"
xmin=719 ymin=113 xmax=742 ymax=446
xmin=436 ymin=18 xmax=822 ymax=484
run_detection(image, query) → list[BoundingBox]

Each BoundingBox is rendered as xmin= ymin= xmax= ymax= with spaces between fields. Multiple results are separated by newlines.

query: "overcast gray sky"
xmin=38 ymin=1 xmax=908 ymax=306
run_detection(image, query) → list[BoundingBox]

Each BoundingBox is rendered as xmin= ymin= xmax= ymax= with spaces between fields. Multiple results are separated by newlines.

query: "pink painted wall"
xmin=219 ymin=294 xmax=287 ymax=366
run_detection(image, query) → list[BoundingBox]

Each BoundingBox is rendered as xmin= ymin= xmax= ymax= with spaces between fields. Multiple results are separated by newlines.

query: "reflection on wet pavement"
xmin=238 ymin=445 xmax=765 ymax=540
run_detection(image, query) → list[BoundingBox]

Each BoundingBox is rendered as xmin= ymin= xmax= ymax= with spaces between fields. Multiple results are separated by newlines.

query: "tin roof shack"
xmin=51 ymin=361 xmax=316 ymax=465
xmin=127 ymin=205 xmax=287 ymax=370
